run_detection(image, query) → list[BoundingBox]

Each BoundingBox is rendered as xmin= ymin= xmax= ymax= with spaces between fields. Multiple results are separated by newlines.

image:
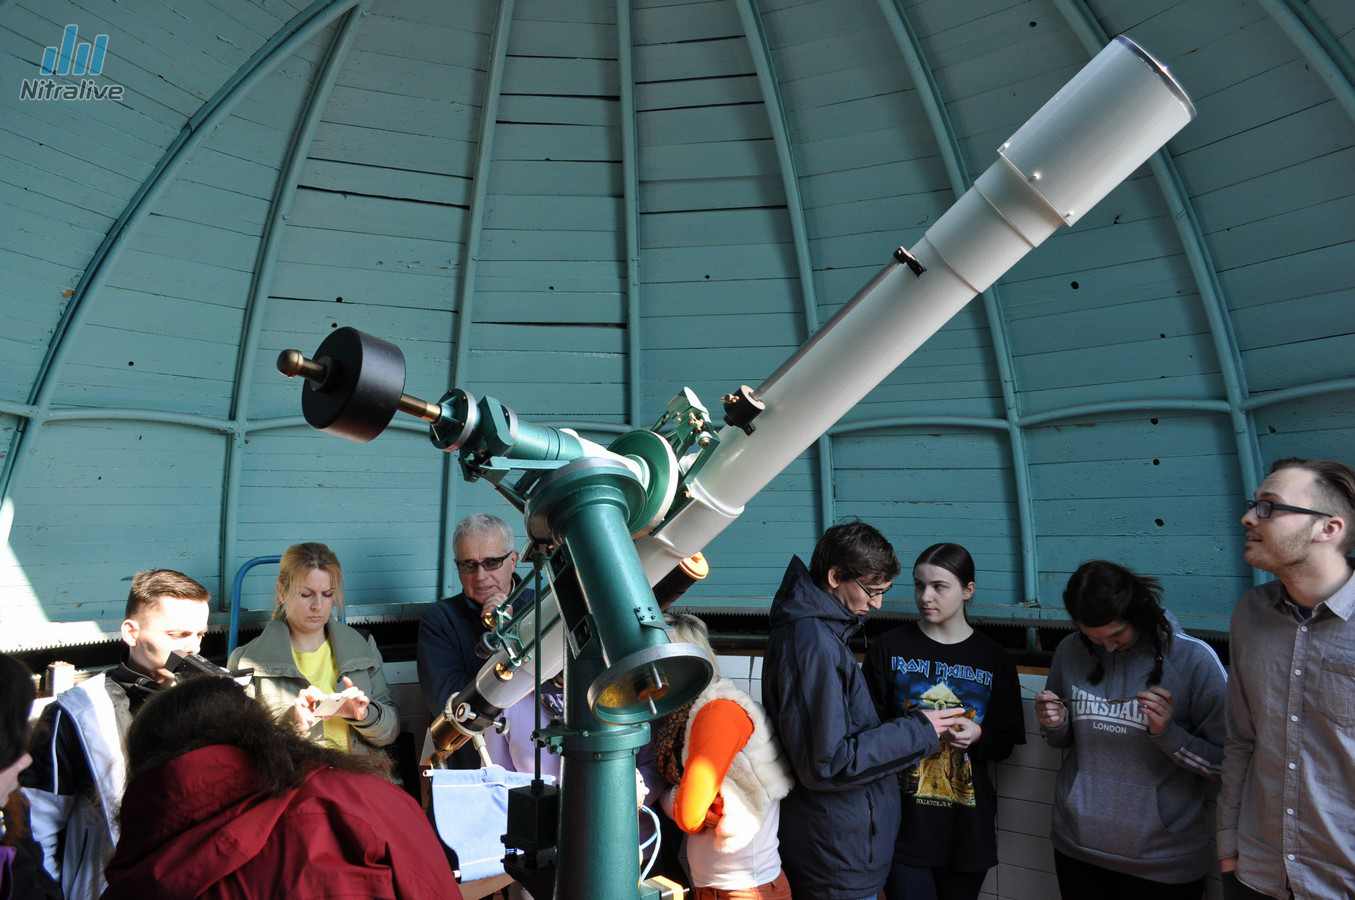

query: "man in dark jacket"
xmin=416 ymin=512 xmax=527 ymax=769
xmin=762 ymin=521 xmax=963 ymax=900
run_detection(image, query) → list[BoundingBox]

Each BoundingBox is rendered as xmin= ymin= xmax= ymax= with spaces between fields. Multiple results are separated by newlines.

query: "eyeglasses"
xmin=455 ymin=552 xmax=513 ymax=574
xmin=854 ymin=577 xmax=889 ymax=600
xmin=1245 ymin=499 xmax=1332 ymax=519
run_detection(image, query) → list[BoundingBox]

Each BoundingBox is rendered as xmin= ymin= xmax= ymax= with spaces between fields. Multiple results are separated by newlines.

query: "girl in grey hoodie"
xmin=1035 ymin=560 xmax=1227 ymax=900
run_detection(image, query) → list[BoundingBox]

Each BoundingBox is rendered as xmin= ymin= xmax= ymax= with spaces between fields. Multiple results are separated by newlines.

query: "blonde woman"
xmin=228 ymin=542 xmax=398 ymax=755
xmin=654 ymin=613 xmax=795 ymax=899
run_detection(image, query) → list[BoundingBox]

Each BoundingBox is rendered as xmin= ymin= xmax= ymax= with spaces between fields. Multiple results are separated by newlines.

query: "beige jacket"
xmin=227 ymin=617 xmax=399 ymax=755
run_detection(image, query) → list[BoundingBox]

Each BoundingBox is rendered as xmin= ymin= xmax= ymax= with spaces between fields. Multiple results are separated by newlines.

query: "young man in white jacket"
xmin=21 ymin=569 xmax=210 ymax=900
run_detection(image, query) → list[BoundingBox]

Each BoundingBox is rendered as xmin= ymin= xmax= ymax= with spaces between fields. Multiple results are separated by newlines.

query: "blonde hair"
xmin=274 ymin=542 xmax=344 ymax=620
xmin=664 ymin=611 xmax=718 ymax=678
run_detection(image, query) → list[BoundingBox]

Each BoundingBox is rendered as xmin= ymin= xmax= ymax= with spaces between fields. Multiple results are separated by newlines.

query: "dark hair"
xmin=914 ymin=543 xmax=976 ymax=623
xmin=0 ymin=653 xmax=34 ymax=773
xmin=809 ymin=520 xmax=900 ymax=588
xmin=1063 ymin=560 xmax=1171 ymax=688
xmin=1270 ymin=457 xmax=1355 ymax=554
xmin=125 ymin=569 xmax=209 ymax=620
xmin=125 ymin=677 xmax=391 ymax=792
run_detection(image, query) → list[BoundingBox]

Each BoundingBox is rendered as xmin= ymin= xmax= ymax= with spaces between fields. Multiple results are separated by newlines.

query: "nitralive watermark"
xmin=20 ymin=25 xmax=125 ymax=101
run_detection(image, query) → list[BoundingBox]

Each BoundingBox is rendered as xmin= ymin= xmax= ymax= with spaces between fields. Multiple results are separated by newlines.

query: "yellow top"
xmin=292 ymin=639 xmax=349 ymax=751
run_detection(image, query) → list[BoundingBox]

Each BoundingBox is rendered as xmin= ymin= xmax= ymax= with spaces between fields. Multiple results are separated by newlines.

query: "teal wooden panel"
xmin=501 ymin=56 xmax=619 ymax=96
xmin=375 ymin=0 xmax=494 ymax=31
xmin=484 ymin=195 xmax=620 ymax=232
xmin=1194 ymin=147 xmax=1355 ymax=236
xmin=3 ymin=213 xmax=103 ymax=271
xmin=650 ymin=312 xmax=803 ymax=349
xmin=634 ymin=36 xmax=751 ymax=82
xmin=795 ymin=121 xmax=944 ymax=177
xmin=299 ymin=158 xmax=473 ymax=206
xmin=1008 ymin=296 xmax=1210 ymax=357
xmin=493 ymin=125 xmax=617 ymax=167
xmin=268 ymin=262 xmax=458 ymax=310
xmin=309 ymin=120 xmax=477 ymax=176
xmin=487 ymin=160 xmax=621 ymax=196
xmin=507 ymin=18 xmax=616 ymax=58
xmin=498 ymin=95 xmax=617 ymax=128
xmin=515 ymin=0 xmax=616 ymax=25
xmin=0 ymin=78 xmax=166 ymax=175
xmin=277 ymin=223 xmax=460 ymax=272
xmin=0 ymin=128 xmax=140 ymax=210
xmin=338 ymin=49 xmax=485 ymax=105
xmin=1024 ymin=412 xmax=1237 ymax=463
xmin=1255 ymin=393 xmax=1355 ymax=464
xmin=1018 ymin=372 xmax=1226 ymax=414
xmin=322 ymin=84 xmax=480 ymax=139
xmin=1175 ymin=56 xmax=1333 ymax=158
xmin=1243 ymin=334 xmax=1355 ymax=391
xmin=1231 ymin=290 xmax=1355 ymax=353
xmin=132 ymin=216 xmax=262 ymax=272
xmin=1219 ymin=242 xmax=1353 ymax=310
xmin=475 ymin=258 xmax=625 ymax=293
xmin=636 ymin=75 xmax=763 ymax=113
xmin=471 ymin=323 xmax=625 ymax=353
xmin=902 ymin=0 xmax=1047 ymax=49
xmin=641 ymin=277 xmax=799 ymax=317
xmin=1028 ymin=454 xmax=1237 ymax=502
xmin=998 ymin=256 xmax=1198 ymax=317
xmin=356 ymin=7 xmax=491 ymax=63
xmin=1210 ymin=196 xmax=1355 ymax=274
xmin=3 ymin=422 xmax=226 ymax=627
xmin=642 ymin=208 xmax=792 ymax=249
xmin=761 ymin=0 xmax=884 ymax=46
xmin=799 ymin=160 xmax=947 ymax=208
xmin=1175 ymin=103 xmax=1352 ymax=197
xmin=638 ymin=140 xmax=779 ymax=181
xmin=999 ymin=200 xmax=1185 ymax=283
xmin=477 ymin=291 xmax=625 ymax=325
xmin=103 ymin=251 xmax=252 ymax=305
xmin=642 ymin=242 xmax=796 ymax=282
xmin=638 ymin=105 xmax=772 ymax=147
xmin=764 ymin=26 xmax=899 ymax=80
xmin=633 ymin=0 xmax=742 ymax=43
xmin=289 ymin=189 xmax=467 ymax=242
xmin=780 ymin=64 xmax=917 ymax=120
xmin=481 ymin=228 xmax=622 ymax=262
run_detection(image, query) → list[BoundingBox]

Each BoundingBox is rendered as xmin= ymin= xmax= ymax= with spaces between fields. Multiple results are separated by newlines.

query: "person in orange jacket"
xmin=654 ymin=613 xmax=795 ymax=899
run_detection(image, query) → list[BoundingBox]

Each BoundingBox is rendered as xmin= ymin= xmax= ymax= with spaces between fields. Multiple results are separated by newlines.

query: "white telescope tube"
xmin=636 ymin=35 xmax=1194 ymax=580
xmin=466 ymin=34 xmax=1194 ymax=715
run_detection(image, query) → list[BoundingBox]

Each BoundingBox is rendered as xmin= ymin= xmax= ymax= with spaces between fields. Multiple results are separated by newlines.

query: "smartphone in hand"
xmin=313 ymin=693 xmax=345 ymax=718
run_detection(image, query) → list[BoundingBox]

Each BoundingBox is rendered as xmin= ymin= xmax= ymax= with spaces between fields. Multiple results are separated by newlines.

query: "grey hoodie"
xmin=1041 ymin=610 xmax=1227 ymax=883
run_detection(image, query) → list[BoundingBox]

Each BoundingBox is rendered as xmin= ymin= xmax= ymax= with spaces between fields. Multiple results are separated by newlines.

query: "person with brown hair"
xmin=102 ymin=675 xmax=460 ymax=899
xmin=21 ymin=569 xmax=210 ymax=900
xmin=1220 ymin=457 xmax=1355 ymax=899
xmin=228 ymin=542 xmax=397 ymax=755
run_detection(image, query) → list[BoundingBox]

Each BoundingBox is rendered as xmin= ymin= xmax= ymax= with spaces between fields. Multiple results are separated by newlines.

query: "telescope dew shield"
xmin=636 ymin=35 xmax=1197 ymax=583
xmin=525 ymin=458 xmax=712 ymax=724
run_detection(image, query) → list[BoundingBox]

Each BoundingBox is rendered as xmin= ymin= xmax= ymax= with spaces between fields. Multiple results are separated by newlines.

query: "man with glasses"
xmin=1219 ymin=457 xmax=1355 ymax=900
xmin=417 ymin=513 xmax=524 ymax=769
xmin=761 ymin=521 xmax=964 ymax=900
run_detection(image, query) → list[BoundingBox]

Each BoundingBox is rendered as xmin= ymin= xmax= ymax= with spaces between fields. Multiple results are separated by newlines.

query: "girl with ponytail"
xmin=1034 ymin=560 xmax=1227 ymax=899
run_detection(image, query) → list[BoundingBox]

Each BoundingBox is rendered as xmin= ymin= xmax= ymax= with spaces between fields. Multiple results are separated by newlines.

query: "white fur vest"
xmin=680 ymin=676 xmax=794 ymax=854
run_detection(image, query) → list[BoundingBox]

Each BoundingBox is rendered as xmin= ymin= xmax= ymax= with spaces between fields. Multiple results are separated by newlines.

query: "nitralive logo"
xmin=20 ymin=25 xmax=125 ymax=101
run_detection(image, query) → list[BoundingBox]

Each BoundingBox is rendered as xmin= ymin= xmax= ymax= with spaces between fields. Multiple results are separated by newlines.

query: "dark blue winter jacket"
xmin=762 ymin=556 xmax=938 ymax=899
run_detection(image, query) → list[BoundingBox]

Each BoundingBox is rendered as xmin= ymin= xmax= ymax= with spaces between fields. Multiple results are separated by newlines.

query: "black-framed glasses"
xmin=1245 ymin=499 xmax=1332 ymax=520
xmin=455 ymin=552 xmax=513 ymax=574
xmin=854 ymin=577 xmax=889 ymax=600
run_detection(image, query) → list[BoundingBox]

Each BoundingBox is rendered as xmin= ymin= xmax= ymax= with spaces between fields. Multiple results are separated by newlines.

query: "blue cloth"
xmin=761 ymin=556 xmax=937 ymax=900
xmin=429 ymin=765 xmax=554 ymax=883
